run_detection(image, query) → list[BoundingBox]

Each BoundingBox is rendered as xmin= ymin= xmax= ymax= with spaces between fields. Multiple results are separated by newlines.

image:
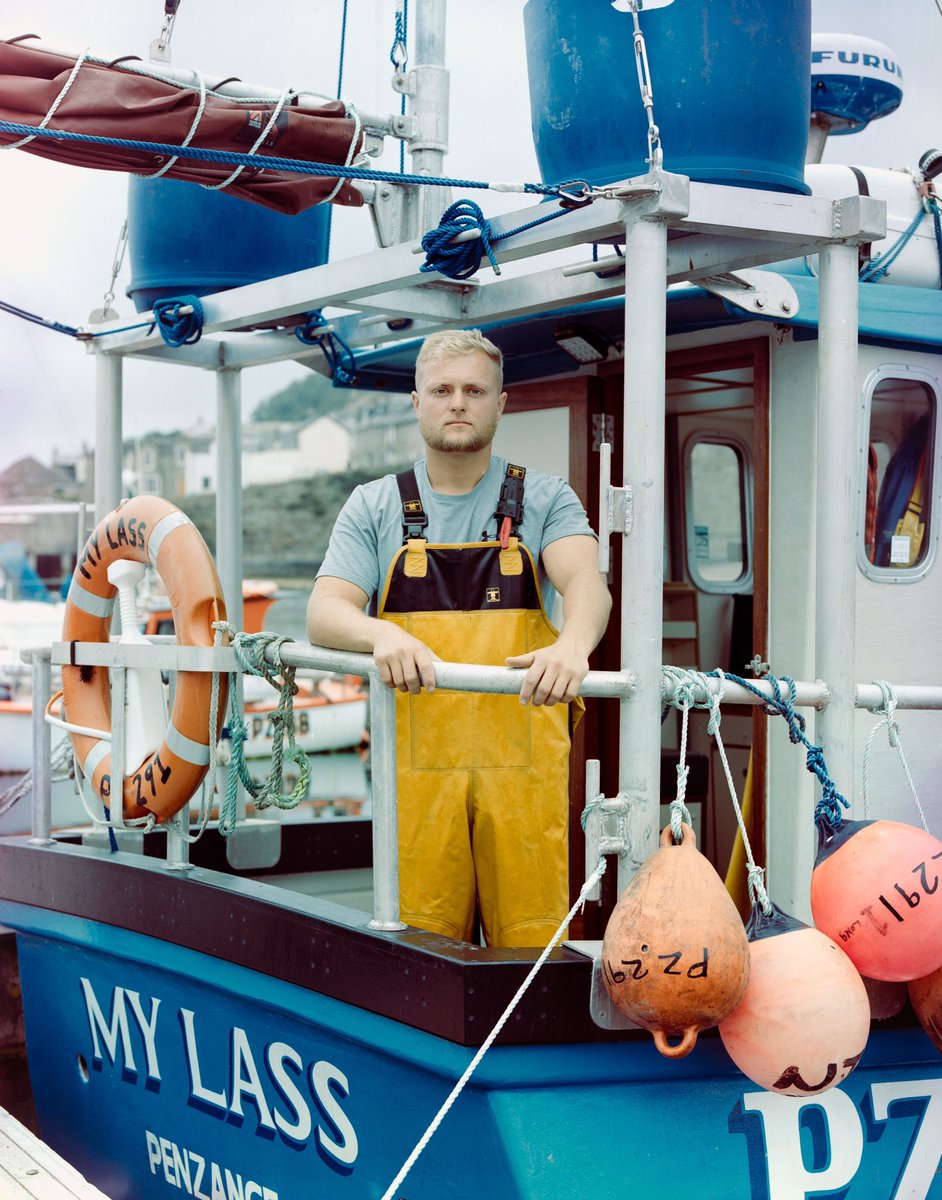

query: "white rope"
xmin=0 ymin=738 xmax=73 ymax=815
xmin=203 ymin=85 xmax=293 ymax=191
xmin=378 ymin=857 xmax=608 ymax=1200
xmin=321 ymin=103 xmax=363 ymax=205
xmin=862 ymin=679 xmax=928 ymax=830
xmin=0 ymin=47 xmax=89 ymax=149
xmin=670 ymin=687 xmax=694 ymax=842
xmin=142 ymin=67 xmax=209 ymax=179
xmin=662 ymin=667 xmax=771 ymax=913
xmin=44 ymin=708 xmax=111 ymax=741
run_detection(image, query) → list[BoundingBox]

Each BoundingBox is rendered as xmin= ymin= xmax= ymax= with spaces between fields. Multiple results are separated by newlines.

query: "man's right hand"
xmin=372 ymin=623 xmax=440 ymax=694
xmin=308 ymin=576 xmax=439 ymax=693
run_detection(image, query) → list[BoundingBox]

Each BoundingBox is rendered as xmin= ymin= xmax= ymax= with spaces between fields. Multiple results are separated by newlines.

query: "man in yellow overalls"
xmin=308 ymin=329 xmax=611 ymax=947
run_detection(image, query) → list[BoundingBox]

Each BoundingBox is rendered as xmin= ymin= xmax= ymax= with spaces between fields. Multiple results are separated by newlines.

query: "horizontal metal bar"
xmin=44 ymin=638 xmax=942 ymax=712
xmin=51 ymin=642 xmax=239 ymax=671
xmin=683 ymin=184 xmax=886 ymax=245
xmin=431 ymin=663 xmax=637 ymax=699
xmin=855 ymin=684 xmax=942 ymax=711
xmin=661 ymin=675 xmax=831 ymax=710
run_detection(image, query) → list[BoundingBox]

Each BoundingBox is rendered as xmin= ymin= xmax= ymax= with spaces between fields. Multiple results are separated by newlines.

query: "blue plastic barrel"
xmin=126 ymin=176 xmax=330 ymax=313
xmin=523 ymin=0 xmax=811 ymax=194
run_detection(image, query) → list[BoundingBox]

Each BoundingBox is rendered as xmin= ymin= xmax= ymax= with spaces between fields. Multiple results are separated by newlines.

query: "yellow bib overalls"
xmin=377 ymin=465 xmax=574 ymax=948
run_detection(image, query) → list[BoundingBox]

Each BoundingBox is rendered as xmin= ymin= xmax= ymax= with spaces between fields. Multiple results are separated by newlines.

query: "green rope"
xmin=212 ymin=623 xmax=310 ymax=834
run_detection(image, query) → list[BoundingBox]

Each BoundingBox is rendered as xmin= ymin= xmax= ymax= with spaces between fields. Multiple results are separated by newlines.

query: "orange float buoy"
xmin=601 ymin=823 xmax=750 ymax=1059
xmin=810 ymin=819 xmax=942 ymax=982
xmin=908 ymin=964 xmax=942 ymax=1056
xmin=62 ymin=495 xmax=227 ymax=824
xmin=719 ymin=904 xmax=871 ymax=1095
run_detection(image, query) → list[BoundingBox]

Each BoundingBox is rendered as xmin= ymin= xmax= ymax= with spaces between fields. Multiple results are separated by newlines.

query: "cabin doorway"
xmin=567 ymin=338 xmax=772 ymax=933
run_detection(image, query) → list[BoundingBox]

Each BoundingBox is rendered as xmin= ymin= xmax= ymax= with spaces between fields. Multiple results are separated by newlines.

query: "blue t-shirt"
xmin=317 ymin=456 xmax=596 ymax=614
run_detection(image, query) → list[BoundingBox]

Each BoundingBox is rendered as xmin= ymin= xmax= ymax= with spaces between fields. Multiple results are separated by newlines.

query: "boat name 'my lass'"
xmin=80 ymin=978 xmax=359 ymax=1176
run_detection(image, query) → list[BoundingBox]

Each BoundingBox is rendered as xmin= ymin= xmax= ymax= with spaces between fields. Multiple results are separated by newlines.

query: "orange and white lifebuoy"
xmin=62 ymin=495 xmax=228 ymax=823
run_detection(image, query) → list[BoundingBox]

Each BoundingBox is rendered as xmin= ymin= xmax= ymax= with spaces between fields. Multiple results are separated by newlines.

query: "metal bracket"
xmin=698 ymin=268 xmax=799 ymax=318
xmin=582 ymin=759 xmax=631 ymax=901
xmin=391 ymin=67 xmax=417 ymax=98
xmin=564 ymin=940 xmax=641 ymax=1031
xmin=597 ymin=442 xmax=633 ymax=575
xmin=368 ymin=181 xmax=409 ymax=249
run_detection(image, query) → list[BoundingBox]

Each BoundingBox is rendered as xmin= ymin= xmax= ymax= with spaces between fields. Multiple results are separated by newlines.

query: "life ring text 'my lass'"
xmin=62 ymin=495 xmax=228 ymax=823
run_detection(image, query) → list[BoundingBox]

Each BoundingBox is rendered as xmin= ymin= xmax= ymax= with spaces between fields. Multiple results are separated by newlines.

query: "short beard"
xmin=419 ymin=414 xmax=498 ymax=454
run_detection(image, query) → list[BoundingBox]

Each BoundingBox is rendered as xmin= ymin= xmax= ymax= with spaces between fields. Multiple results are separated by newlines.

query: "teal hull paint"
xmin=3 ymin=900 xmax=942 ymax=1199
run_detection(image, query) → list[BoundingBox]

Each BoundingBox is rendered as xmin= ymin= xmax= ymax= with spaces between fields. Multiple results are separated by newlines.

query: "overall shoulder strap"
xmin=395 ymin=469 xmax=428 ymax=542
xmin=494 ymin=463 xmax=526 ymax=549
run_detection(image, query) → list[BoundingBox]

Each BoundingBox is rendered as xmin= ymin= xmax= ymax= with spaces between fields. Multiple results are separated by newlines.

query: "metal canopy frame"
xmin=87 ymin=174 xmax=884 ymax=367
xmin=84 ymin=170 xmax=885 ymax=900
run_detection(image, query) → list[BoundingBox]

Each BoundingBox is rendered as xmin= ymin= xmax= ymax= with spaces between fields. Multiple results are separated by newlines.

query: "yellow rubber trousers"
xmin=379 ymin=537 xmax=573 ymax=948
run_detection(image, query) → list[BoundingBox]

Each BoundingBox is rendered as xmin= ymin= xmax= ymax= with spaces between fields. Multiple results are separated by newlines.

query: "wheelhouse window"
xmin=860 ymin=368 xmax=939 ymax=582
xmin=684 ymin=434 xmax=753 ymax=593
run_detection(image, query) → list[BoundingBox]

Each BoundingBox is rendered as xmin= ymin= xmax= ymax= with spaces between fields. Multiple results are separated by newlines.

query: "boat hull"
xmin=1 ymin=846 xmax=941 ymax=1199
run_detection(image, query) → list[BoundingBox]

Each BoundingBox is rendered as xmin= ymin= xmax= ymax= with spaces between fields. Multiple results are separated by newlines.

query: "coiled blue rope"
xmin=295 ymin=311 xmax=357 ymax=385
xmin=419 ymin=199 xmax=500 ymax=279
xmin=713 ymin=670 xmax=849 ymax=833
xmin=153 ymin=295 xmax=205 ymax=346
xmin=419 ymin=196 xmax=587 ymax=280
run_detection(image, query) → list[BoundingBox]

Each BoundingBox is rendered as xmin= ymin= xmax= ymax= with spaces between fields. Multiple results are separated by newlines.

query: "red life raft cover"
xmin=0 ymin=38 xmax=365 ymax=214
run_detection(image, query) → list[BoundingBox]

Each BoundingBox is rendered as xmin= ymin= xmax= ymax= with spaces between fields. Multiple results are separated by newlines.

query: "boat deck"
xmin=0 ymin=1105 xmax=109 ymax=1198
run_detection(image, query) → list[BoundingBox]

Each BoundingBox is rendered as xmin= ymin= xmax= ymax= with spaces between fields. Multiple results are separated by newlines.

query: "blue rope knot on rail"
xmin=295 ymin=311 xmax=358 ymax=385
xmin=153 ymin=294 xmax=205 ymax=346
xmin=715 ymin=670 xmax=850 ymax=834
xmin=420 ymin=199 xmax=500 ymax=280
xmin=419 ymin=192 xmax=591 ymax=281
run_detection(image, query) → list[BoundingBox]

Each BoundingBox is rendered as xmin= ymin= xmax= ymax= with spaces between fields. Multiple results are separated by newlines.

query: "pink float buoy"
xmin=810 ymin=819 xmax=942 ymax=983
xmin=719 ymin=904 xmax=871 ymax=1095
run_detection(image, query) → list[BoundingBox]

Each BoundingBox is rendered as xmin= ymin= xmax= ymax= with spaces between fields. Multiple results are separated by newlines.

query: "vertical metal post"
xmin=28 ymin=652 xmax=53 ymax=845
xmin=216 ymin=369 xmax=245 ymax=823
xmin=368 ymin=675 xmax=406 ymax=930
xmin=165 ymin=809 xmax=191 ymax=871
xmin=618 ymin=211 xmax=669 ymax=890
xmin=216 ymin=369 xmax=244 ymax=633
xmin=94 ymin=353 xmax=123 ymax=516
xmin=110 ymin=666 xmax=127 ymax=831
xmin=814 ymin=242 xmax=860 ymax=810
xmin=403 ymin=0 xmax=450 ymax=241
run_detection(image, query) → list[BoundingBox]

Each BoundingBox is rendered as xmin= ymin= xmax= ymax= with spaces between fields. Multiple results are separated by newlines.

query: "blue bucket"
xmin=126 ymin=176 xmax=330 ymax=313
xmin=523 ymin=0 xmax=811 ymax=195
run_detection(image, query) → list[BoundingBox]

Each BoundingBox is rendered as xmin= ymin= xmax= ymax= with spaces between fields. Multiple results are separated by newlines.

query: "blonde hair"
xmin=415 ymin=329 xmax=503 ymax=387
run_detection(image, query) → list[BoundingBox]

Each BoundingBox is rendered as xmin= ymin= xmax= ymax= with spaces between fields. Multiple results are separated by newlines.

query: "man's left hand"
xmin=505 ymin=642 xmax=588 ymax=706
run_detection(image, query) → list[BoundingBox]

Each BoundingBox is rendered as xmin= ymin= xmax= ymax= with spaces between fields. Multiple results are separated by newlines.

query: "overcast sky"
xmin=1 ymin=0 xmax=940 ymax=476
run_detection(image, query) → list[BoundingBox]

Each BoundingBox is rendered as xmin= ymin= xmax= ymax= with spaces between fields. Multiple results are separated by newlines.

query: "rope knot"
xmin=295 ymin=311 xmax=358 ymax=385
xmin=153 ymin=295 xmax=204 ymax=347
xmin=420 ymin=199 xmax=499 ymax=279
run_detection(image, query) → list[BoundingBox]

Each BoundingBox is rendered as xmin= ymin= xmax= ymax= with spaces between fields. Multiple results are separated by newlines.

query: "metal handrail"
xmin=17 ymin=638 xmax=942 ymax=931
